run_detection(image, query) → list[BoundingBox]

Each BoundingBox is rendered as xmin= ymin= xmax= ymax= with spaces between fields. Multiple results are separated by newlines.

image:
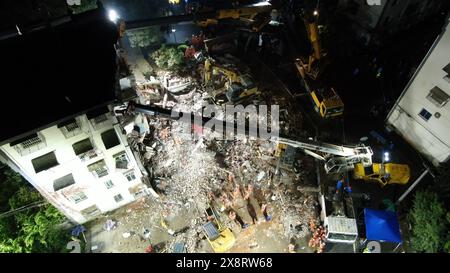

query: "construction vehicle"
xmin=195 ymin=1 xmax=273 ymax=28
xmin=124 ymin=2 xmax=273 ymax=30
xmin=319 ymin=184 xmax=359 ymax=244
xmin=274 ymin=138 xmax=373 ymax=174
xmin=202 ymin=205 xmax=235 ymax=253
xmin=203 ymin=57 xmax=259 ymax=103
xmin=294 ymin=14 xmax=344 ymax=118
xmin=353 ymin=163 xmax=410 ymax=187
xmin=119 ymin=102 xmax=373 ymax=174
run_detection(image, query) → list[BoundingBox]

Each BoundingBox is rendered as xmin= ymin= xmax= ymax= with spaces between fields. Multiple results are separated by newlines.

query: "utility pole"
xmin=396 ymin=168 xmax=430 ymax=204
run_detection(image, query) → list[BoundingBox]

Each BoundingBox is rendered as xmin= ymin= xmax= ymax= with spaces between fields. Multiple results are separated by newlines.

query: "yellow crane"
xmin=295 ymin=15 xmax=344 ymax=118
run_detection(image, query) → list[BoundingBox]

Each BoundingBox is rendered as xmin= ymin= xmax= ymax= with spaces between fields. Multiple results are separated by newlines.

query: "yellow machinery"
xmin=204 ymin=57 xmax=259 ymax=103
xmin=196 ymin=2 xmax=273 ymax=27
xmin=295 ymin=15 xmax=344 ymax=118
xmin=202 ymin=206 xmax=235 ymax=253
xmin=353 ymin=163 xmax=411 ymax=187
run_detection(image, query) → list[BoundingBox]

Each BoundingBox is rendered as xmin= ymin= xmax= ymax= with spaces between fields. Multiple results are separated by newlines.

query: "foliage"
xmin=431 ymin=161 xmax=450 ymax=206
xmin=409 ymin=190 xmax=449 ymax=253
xmin=151 ymin=44 xmax=185 ymax=70
xmin=0 ymin=164 xmax=70 ymax=253
xmin=127 ymin=27 xmax=164 ymax=48
xmin=67 ymin=0 xmax=98 ymax=14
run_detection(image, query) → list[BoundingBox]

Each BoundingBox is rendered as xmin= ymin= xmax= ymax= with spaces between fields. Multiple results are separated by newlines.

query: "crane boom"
xmin=117 ymin=102 xmax=373 ymax=174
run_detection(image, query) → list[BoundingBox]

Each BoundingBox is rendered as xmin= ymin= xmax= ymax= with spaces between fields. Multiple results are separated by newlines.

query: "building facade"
xmin=338 ymin=0 xmax=447 ymax=44
xmin=386 ymin=17 xmax=450 ymax=166
xmin=0 ymin=105 xmax=149 ymax=223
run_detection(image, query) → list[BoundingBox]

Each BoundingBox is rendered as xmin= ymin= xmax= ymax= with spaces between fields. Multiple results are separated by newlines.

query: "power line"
xmin=0 ymin=201 xmax=48 ymax=219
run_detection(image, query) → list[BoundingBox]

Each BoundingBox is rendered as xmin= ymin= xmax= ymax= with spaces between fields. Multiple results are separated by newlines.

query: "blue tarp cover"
xmin=364 ymin=208 xmax=402 ymax=243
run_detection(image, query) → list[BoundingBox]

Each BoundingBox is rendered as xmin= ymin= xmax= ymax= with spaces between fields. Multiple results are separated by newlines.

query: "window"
xmin=426 ymin=86 xmax=449 ymax=107
xmin=101 ymin=129 xmax=121 ymax=149
xmin=443 ymin=63 xmax=450 ymax=74
xmin=58 ymin=119 xmax=82 ymax=138
xmin=104 ymin=180 xmax=114 ymax=189
xmin=67 ymin=192 xmax=88 ymax=204
xmin=444 ymin=75 xmax=450 ymax=83
xmin=72 ymin=138 xmax=94 ymax=156
xmin=114 ymin=194 xmax=124 ymax=203
xmin=11 ymin=133 xmax=47 ymax=156
xmin=124 ymin=170 xmax=136 ymax=182
xmin=88 ymin=160 xmax=109 ymax=178
xmin=32 ymin=152 xmax=58 ymax=173
xmin=114 ymin=151 xmax=129 ymax=169
xmin=81 ymin=205 xmax=100 ymax=217
xmin=54 ymin=174 xmax=75 ymax=191
xmin=418 ymin=108 xmax=432 ymax=121
xmin=87 ymin=106 xmax=110 ymax=131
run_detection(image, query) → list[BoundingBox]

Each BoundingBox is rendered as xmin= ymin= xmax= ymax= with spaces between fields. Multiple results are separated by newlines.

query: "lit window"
xmin=104 ymin=180 xmax=114 ymax=189
xmin=114 ymin=151 xmax=129 ymax=169
xmin=418 ymin=108 xmax=432 ymax=121
xmin=114 ymin=194 xmax=124 ymax=203
xmin=426 ymin=86 xmax=449 ymax=107
xmin=124 ymin=170 xmax=136 ymax=182
xmin=88 ymin=160 xmax=109 ymax=178
xmin=32 ymin=151 xmax=59 ymax=173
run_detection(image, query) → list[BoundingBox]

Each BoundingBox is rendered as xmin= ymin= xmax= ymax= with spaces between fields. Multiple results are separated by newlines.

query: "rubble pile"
xmin=117 ymin=64 xmax=321 ymax=252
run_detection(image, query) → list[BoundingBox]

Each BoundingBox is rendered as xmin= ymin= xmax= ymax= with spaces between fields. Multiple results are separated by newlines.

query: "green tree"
xmin=127 ymin=27 xmax=164 ymax=48
xmin=68 ymin=0 xmax=98 ymax=14
xmin=151 ymin=44 xmax=184 ymax=70
xmin=409 ymin=190 xmax=448 ymax=253
xmin=0 ymin=164 xmax=70 ymax=253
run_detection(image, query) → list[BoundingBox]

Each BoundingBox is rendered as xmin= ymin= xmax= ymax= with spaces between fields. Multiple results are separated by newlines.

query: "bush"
xmin=0 ymin=165 xmax=70 ymax=253
xmin=151 ymin=45 xmax=184 ymax=70
xmin=409 ymin=190 xmax=448 ymax=253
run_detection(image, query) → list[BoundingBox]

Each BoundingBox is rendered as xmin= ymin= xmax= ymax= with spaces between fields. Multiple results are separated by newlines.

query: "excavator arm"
xmin=117 ymin=102 xmax=372 ymax=173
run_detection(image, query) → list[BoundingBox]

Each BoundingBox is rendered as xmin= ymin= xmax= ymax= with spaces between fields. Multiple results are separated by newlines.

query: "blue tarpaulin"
xmin=364 ymin=208 xmax=402 ymax=243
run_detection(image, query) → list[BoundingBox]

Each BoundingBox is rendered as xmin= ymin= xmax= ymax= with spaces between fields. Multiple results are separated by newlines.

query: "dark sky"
xmin=0 ymin=7 xmax=118 ymax=145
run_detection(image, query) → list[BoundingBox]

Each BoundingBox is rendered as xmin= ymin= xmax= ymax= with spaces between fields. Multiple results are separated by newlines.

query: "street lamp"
xmin=108 ymin=9 xmax=119 ymax=22
xmin=171 ymin=28 xmax=177 ymax=43
xmin=383 ymin=151 xmax=390 ymax=163
xmin=313 ymin=10 xmax=319 ymax=16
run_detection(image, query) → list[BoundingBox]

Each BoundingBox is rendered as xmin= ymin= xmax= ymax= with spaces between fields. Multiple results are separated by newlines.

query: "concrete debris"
xmin=106 ymin=56 xmax=321 ymax=253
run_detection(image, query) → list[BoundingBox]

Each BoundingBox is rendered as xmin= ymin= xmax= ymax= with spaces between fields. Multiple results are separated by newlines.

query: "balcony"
xmin=58 ymin=118 xmax=83 ymax=139
xmin=11 ymin=132 xmax=47 ymax=156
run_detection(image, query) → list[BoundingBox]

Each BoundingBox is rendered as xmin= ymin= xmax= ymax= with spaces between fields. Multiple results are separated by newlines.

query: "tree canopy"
xmin=151 ymin=44 xmax=185 ymax=70
xmin=0 ymin=164 xmax=70 ymax=253
xmin=127 ymin=27 xmax=164 ymax=48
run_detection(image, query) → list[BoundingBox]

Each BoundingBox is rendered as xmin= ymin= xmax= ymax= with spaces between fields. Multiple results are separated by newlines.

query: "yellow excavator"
xmin=203 ymin=57 xmax=259 ymax=103
xmin=295 ymin=14 xmax=344 ymax=118
xmin=196 ymin=1 xmax=273 ymax=28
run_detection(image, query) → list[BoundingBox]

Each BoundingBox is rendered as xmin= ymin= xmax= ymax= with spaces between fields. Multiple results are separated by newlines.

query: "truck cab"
xmin=353 ymin=163 xmax=410 ymax=187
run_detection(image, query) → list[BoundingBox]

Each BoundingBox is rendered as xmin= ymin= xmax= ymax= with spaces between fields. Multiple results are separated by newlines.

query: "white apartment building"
xmin=0 ymin=105 xmax=148 ymax=223
xmin=386 ymin=17 xmax=450 ymax=166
